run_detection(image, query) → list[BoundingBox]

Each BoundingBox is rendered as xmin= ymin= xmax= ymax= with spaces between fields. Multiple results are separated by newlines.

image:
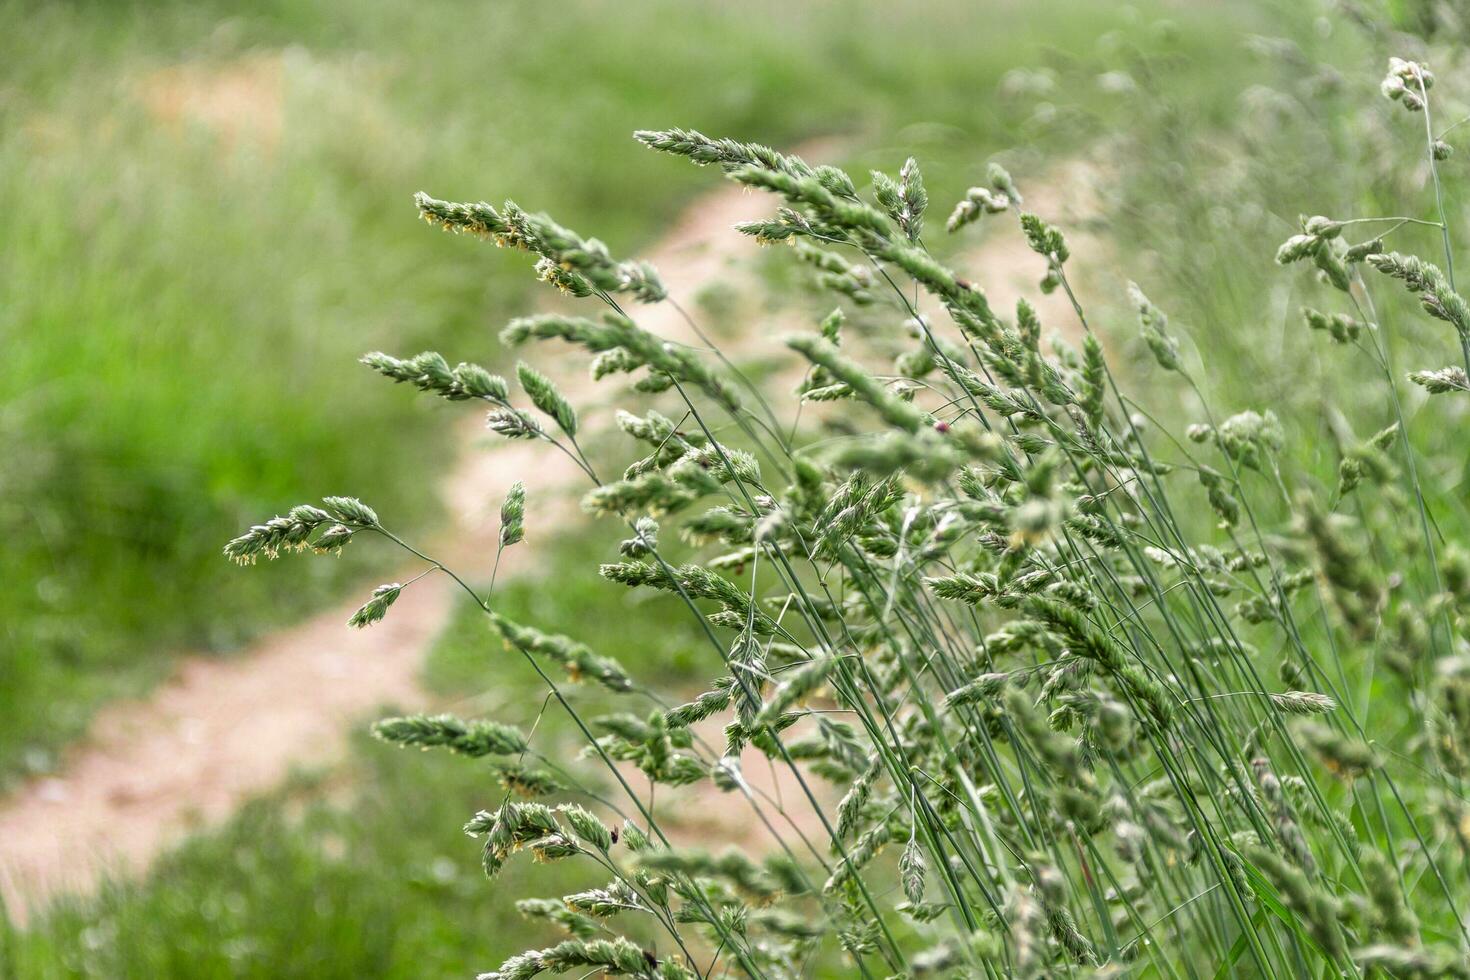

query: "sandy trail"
xmin=0 ymin=140 xmax=1101 ymax=918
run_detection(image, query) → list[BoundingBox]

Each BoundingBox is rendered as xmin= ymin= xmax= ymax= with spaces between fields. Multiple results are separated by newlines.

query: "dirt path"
xmin=0 ymin=142 xmax=1101 ymax=918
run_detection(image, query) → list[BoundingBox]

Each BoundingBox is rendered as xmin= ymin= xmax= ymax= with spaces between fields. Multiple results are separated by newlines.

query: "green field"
xmin=13 ymin=0 xmax=1470 ymax=976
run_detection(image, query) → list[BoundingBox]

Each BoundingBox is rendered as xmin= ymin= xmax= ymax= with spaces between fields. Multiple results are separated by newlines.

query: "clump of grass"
xmin=224 ymin=18 xmax=1470 ymax=980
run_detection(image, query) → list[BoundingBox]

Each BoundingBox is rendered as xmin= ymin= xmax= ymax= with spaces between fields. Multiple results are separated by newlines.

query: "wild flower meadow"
xmin=227 ymin=28 xmax=1470 ymax=980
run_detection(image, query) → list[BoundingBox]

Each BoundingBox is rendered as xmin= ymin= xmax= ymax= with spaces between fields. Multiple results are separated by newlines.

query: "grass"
xmin=11 ymin=1 xmax=1426 ymax=976
xmin=0 ymin=0 xmax=1253 ymax=780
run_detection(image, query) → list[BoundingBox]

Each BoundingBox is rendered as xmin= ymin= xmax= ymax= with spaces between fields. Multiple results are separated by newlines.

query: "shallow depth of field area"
xmin=7 ymin=0 xmax=1470 ymax=977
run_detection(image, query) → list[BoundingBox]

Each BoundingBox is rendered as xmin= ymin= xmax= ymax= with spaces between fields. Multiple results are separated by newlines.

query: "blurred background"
xmin=3 ymin=0 xmax=1464 ymax=975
